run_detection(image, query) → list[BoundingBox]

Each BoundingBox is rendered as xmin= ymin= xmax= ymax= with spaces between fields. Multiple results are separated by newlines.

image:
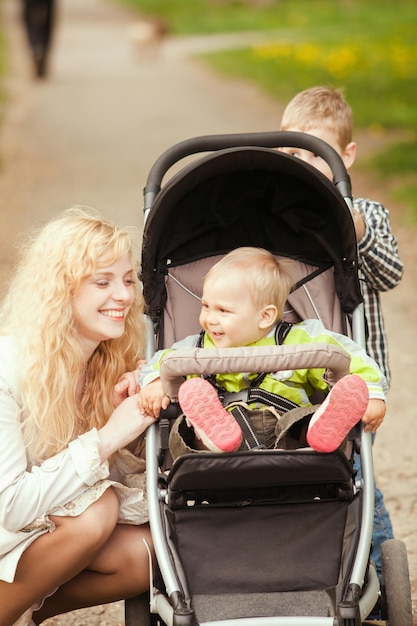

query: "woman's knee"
xmin=109 ymin=525 xmax=153 ymax=591
xmin=52 ymin=488 xmax=120 ymax=548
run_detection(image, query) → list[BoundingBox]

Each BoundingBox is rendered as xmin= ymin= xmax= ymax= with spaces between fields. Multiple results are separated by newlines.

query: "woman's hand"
xmin=113 ymin=370 xmax=141 ymax=407
xmin=99 ymin=394 xmax=155 ymax=461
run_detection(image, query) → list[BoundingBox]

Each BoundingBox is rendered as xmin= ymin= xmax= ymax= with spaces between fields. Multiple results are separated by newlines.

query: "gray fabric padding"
xmin=160 ymin=343 xmax=351 ymax=401
xmin=163 ymin=255 xmax=348 ymax=347
xmin=192 ymin=590 xmax=334 ymax=621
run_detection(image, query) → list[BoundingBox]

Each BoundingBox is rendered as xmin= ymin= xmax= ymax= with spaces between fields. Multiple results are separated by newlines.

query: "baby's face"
xmin=199 ymin=270 xmax=267 ymax=348
xmin=280 ymin=126 xmax=343 ymax=180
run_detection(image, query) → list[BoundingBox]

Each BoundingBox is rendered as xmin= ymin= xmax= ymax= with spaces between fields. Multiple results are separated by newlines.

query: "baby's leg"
xmin=175 ymin=378 xmax=242 ymax=454
xmin=307 ymin=375 xmax=368 ymax=453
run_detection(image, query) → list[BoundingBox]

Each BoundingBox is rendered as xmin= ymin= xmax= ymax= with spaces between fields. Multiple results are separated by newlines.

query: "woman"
xmin=0 ymin=207 xmax=155 ymax=625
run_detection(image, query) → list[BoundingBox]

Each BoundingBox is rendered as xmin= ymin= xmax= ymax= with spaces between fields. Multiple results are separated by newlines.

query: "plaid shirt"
xmin=354 ymin=197 xmax=403 ymax=387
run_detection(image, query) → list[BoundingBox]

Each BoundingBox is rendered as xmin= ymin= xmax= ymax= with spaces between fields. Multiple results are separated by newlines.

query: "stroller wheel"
xmin=381 ymin=539 xmax=413 ymax=625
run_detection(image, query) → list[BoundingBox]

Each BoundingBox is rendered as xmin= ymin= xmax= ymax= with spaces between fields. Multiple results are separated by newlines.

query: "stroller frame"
xmin=127 ymin=131 xmax=412 ymax=626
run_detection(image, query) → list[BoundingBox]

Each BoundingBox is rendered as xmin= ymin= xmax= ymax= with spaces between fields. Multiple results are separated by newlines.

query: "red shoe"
xmin=178 ymin=378 xmax=242 ymax=453
xmin=306 ymin=375 xmax=369 ymax=453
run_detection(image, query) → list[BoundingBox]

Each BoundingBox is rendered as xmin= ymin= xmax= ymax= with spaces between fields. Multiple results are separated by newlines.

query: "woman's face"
xmin=72 ymin=253 xmax=136 ymax=357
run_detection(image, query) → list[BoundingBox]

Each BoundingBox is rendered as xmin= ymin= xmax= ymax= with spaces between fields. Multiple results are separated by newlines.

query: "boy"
xmin=138 ymin=247 xmax=387 ymax=458
xmin=279 ymin=86 xmax=402 ymax=592
xmin=279 ymin=86 xmax=403 ymax=386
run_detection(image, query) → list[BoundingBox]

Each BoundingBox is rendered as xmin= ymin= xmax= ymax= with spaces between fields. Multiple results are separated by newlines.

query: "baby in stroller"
xmin=138 ymin=246 xmax=387 ymax=458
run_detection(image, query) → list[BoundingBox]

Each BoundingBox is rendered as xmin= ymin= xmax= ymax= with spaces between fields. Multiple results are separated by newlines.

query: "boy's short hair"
xmin=280 ymin=86 xmax=353 ymax=150
xmin=205 ymin=247 xmax=295 ymax=322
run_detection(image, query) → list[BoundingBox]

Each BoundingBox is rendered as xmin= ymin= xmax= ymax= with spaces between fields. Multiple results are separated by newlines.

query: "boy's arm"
xmin=354 ymin=198 xmax=403 ymax=291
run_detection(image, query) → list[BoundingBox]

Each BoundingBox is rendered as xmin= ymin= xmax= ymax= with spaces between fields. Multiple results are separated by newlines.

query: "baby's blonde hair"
xmin=280 ymin=86 xmax=353 ymax=150
xmin=205 ymin=247 xmax=294 ymax=323
xmin=0 ymin=207 xmax=146 ymax=464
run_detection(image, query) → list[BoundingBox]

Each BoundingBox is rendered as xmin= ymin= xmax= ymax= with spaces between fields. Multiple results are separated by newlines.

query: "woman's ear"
xmin=259 ymin=305 xmax=278 ymax=329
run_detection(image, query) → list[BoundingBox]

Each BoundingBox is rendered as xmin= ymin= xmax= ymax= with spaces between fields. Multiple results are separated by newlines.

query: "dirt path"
xmin=1 ymin=0 xmax=416 ymax=624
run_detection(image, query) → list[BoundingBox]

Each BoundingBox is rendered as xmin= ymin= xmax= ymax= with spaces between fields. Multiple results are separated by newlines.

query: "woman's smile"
xmin=99 ymin=308 xmax=126 ymax=320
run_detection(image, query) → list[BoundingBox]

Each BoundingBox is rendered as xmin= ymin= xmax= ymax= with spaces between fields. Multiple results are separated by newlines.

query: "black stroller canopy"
xmin=141 ymin=147 xmax=362 ymax=315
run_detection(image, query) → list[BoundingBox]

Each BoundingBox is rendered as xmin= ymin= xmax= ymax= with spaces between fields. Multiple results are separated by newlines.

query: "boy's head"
xmin=280 ymin=86 xmax=356 ymax=179
xmin=199 ymin=247 xmax=294 ymax=348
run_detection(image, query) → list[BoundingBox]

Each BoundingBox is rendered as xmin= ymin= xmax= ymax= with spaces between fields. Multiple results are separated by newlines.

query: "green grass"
xmin=200 ymin=36 xmax=417 ymax=218
xmin=0 ymin=0 xmax=415 ymax=217
xmin=211 ymin=40 xmax=417 ymax=130
xmin=115 ymin=0 xmax=417 ymax=39
xmin=114 ymin=0 xmax=417 ymax=220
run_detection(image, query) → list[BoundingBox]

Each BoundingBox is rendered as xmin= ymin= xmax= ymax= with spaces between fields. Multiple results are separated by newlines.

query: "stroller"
xmin=125 ymin=132 xmax=413 ymax=626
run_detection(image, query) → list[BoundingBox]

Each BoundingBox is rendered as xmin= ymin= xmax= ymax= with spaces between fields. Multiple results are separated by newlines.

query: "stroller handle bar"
xmin=143 ymin=130 xmax=352 ymax=210
xmin=159 ymin=343 xmax=351 ymax=401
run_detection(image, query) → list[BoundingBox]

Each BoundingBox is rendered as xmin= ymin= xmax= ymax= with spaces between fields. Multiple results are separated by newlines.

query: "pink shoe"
xmin=178 ymin=378 xmax=242 ymax=453
xmin=306 ymin=375 xmax=369 ymax=453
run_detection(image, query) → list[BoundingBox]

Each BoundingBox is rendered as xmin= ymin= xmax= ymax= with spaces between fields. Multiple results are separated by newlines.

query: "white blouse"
xmin=0 ymin=336 xmax=148 ymax=583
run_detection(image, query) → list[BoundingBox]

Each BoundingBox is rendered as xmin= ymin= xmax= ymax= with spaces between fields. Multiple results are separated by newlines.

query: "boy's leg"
xmin=353 ymin=445 xmax=394 ymax=582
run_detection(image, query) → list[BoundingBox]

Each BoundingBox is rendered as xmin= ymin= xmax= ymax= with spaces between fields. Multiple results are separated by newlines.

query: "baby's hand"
xmin=137 ymin=378 xmax=170 ymax=419
xmin=361 ymin=398 xmax=386 ymax=433
xmin=113 ymin=370 xmax=141 ymax=407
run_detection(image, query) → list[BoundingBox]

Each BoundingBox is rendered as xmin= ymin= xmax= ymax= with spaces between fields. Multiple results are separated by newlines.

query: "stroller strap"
xmin=228 ymin=403 xmax=264 ymax=450
xmin=225 ymin=388 xmax=300 ymax=450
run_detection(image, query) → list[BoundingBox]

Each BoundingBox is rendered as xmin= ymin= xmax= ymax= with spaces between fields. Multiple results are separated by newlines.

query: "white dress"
xmin=0 ymin=336 xmax=148 ymax=583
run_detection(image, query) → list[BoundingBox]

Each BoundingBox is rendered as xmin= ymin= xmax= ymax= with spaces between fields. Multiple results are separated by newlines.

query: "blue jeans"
xmin=354 ymin=439 xmax=394 ymax=581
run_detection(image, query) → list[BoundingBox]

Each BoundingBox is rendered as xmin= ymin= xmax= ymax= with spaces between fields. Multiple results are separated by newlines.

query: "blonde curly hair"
xmin=0 ymin=207 xmax=146 ymax=464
